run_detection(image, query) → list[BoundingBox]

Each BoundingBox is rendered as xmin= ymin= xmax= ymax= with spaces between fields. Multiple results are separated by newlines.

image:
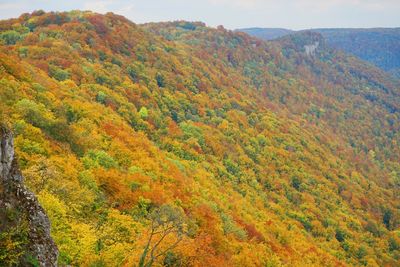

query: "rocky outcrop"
xmin=0 ymin=126 xmax=58 ymax=266
xmin=304 ymin=41 xmax=319 ymax=57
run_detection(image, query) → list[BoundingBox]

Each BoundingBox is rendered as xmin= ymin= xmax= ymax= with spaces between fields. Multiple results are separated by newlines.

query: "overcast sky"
xmin=0 ymin=0 xmax=399 ymax=30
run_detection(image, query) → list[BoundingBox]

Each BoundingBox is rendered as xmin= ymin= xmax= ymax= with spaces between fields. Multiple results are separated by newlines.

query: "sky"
xmin=0 ymin=0 xmax=399 ymax=30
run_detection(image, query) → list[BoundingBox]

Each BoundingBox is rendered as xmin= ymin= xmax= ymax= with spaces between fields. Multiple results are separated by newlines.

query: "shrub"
xmin=0 ymin=219 xmax=29 ymax=266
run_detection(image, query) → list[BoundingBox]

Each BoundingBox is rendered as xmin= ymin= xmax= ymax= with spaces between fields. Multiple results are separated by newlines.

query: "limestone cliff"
xmin=0 ymin=126 xmax=58 ymax=266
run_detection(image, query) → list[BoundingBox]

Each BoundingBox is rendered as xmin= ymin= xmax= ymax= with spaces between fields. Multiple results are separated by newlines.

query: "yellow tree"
xmin=138 ymin=204 xmax=189 ymax=267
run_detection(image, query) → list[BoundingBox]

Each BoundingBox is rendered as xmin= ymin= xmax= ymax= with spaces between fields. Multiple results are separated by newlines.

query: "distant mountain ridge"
xmin=238 ymin=27 xmax=400 ymax=77
xmin=236 ymin=27 xmax=294 ymax=40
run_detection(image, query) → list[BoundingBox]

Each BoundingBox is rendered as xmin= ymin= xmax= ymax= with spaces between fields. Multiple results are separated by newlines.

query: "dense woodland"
xmin=240 ymin=27 xmax=400 ymax=78
xmin=0 ymin=11 xmax=399 ymax=266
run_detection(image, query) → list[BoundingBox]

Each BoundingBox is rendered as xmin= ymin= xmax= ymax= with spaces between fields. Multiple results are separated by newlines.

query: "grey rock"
xmin=0 ymin=127 xmax=15 ymax=180
xmin=304 ymin=41 xmax=319 ymax=57
xmin=0 ymin=126 xmax=58 ymax=266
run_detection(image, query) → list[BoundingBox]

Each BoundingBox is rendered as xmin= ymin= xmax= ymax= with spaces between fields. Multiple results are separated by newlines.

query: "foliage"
xmin=0 ymin=222 xmax=29 ymax=266
xmin=0 ymin=30 xmax=22 ymax=45
xmin=0 ymin=10 xmax=399 ymax=266
xmin=139 ymin=204 xmax=188 ymax=267
xmin=241 ymin=27 xmax=400 ymax=76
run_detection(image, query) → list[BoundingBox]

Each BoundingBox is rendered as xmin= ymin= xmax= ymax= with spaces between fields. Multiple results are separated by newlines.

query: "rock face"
xmin=0 ymin=126 xmax=58 ymax=266
xmin=304 ymin=41 xmax=319 ymax=57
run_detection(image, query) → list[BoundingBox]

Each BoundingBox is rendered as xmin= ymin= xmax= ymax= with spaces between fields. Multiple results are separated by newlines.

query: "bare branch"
xmin=153 ymin=236 xmax=183 ymax=260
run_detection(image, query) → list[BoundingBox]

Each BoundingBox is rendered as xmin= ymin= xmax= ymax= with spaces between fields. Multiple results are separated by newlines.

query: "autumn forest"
xmin=0 ymin=10 xmax=399 ymax=266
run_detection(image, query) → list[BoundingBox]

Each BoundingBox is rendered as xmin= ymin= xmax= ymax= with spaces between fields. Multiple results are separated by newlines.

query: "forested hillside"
xmin=0 ymin=11 xmax=399 ymax=266
xmin=239 ymin=27 xmax=400 ymax=77
xmin=235 ymin=28 xmax=294 ymax=40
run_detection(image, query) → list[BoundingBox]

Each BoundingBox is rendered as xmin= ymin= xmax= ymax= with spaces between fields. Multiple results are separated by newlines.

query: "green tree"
xmin=49 ymin=65 xmax=70 ymax=81
xmin=335 ymin=228 xmax=346 ymax=243
xmin=82 ymin=150 xmax=118 ymax=169
xmin=383 ymin=209 xmax=392 ymax=230
xmin=388 ymin=236 xmax=399 ymax=252
xmin=0 ymin=30 xmax=21 ymax=45
xmin=156 ymin=72 xmax=166 ymax=88
xmin=139 ymin=107 xmax=149 ymax=119
xmin=291 ymin=176 xmax=302 ymax=191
